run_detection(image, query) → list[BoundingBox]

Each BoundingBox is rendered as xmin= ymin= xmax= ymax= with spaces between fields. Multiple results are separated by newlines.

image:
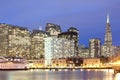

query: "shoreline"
xmin=0 ymin=67 xmax=113 ymax=71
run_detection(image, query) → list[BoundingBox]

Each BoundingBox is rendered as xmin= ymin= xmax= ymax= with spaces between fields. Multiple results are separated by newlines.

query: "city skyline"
xmin=0 ymin=0 xmax=120 ymax=46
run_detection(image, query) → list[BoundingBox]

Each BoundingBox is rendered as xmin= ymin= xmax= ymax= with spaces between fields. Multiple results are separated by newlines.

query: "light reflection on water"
xmin=0 ymin=69 xmax=118 ymax=80
xmin=114 ymin=73 xmax=120 ymax=80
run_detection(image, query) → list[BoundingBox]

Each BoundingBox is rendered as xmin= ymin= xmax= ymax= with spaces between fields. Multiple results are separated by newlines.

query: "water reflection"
xmin=0 ymin=69 xmax=116 ymax=80
xmin=114 ymin=73 xmax=120 ymax=80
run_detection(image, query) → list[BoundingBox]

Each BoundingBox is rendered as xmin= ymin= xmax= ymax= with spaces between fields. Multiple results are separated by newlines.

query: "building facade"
xmin=51 ymin=59 xmax=67 ymax=68
xmin=78 ymin=45 xmax=89 ymax=58
xmin=89 ymin=38 xmax=101 ymax=57
xmin=46 ymin=23 xmax=61 ymax=36
xmin=58 ymin=27 xmax=79 ymax=56
xmin=27 ymin=59 xmax=45 ymax=68
xmin=0 ymin=23 xmax=31 ymax=59
xmin=30 ymin=30 xmax=49 ymax=59
xmin=82 ymin=58 xmax=104 ymax=68
xmin=44 ymin=37 xmax=75 ymax=66
xmin=113 ymin=46 xmax=120 ymax=56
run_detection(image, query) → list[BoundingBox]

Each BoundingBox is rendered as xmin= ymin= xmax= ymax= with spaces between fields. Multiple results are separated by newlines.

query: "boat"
xmin=0 ymin=56 xmax=28 ymax=70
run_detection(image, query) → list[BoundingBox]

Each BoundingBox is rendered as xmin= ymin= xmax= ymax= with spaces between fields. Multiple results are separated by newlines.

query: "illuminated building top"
xmin=104 ymin=14 xmax=112 ymax=46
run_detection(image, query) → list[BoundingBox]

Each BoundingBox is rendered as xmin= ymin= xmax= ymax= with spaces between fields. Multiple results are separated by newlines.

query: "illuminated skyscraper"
xmin=78 ymin=45 xmax=89 ymax=58
xmin=44 ymin=37 xmax=74 ymax=66
xmin=89 ymin=38 xmax=101 ymax=57
xmin=58 ymin=27 xmax=79 ymax=56
xmin=101 ymin=14 xmax=114 ymax=57
xmin=104 ymin=14 xmax=112 ymax=46
xmin=0 ymin=23 xmax=31 ymax=59
xmin=30 ymin=30 xmax=49 ymax=59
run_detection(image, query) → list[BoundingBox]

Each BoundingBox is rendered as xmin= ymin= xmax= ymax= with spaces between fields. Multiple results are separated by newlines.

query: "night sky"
xmin=0 ymin=0 xmax=120 ymax=47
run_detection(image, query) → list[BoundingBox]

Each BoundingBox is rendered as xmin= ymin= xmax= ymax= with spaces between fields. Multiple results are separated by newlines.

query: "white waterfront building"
xmin=44 ymin=37 xmax=75 ymax=66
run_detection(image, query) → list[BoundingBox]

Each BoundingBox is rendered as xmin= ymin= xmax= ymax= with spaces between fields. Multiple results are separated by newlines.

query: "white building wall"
xmin=45 ymin=37 xmax=53 ymax=66
xmin=44 ymin=37 xmax=74 ymax=66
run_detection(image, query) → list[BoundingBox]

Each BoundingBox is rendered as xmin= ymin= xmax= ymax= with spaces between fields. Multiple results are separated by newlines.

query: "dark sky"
xmin=0 ymin=0 xmax=120 ymax=47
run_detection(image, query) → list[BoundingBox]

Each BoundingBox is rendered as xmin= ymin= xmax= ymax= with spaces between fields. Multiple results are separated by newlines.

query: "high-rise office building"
xmin=101 ymin=14 xmax=114 ymax=57
xmin=44 ymin=37 xmax=74 ymax=66
xmin=0 ymin=23 xmax=30 ymax=59
xmin=58 ymin=27 xmax=79 ymax=56
xmin=105 ymin=14 xmax=112 ymax=46
xmin=78 ymin=45 xmax=89 ymax=58
xmin=46 ymin=23 xmax=61 ymax=36
xmin=30 ymin=30 xmax=49 ymax=59
xmin=89 ymin=38 xmax=101 ymax=57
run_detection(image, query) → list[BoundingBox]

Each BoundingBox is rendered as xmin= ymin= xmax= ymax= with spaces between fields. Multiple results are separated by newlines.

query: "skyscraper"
xmin=58 ymin=27 xmax=79 ymax=56
xmin=30 ymin=30 xmax=49 ymax=59
xmin=44 ymin=37 xmax=75 ymax=66
xmin=101 ymin=14 xmax=114 ymax=57
xmin=104 ymin=14 xmax=112 ymax=46
xmin=78 ymin=44 xmax=89 ymax=58
xmin=89 ymin=38 xmax=101 ymax=58
xmin=0 ymin=23 xmax=31 ymax=59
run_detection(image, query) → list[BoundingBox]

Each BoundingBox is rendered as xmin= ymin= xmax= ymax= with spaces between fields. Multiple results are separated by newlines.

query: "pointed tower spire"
xmin=104 ymin=13 xmax=112 ymax=46
xmin=107 ymin=13 xmax=110 ymax=23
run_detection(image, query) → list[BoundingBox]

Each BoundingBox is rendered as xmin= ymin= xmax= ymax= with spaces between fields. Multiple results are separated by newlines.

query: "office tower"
xmin=44 ymin=37 xmax=74 ymax=66
xmin=46 ymin=23 xmax=61 ymax=36
xmin=78 ymin=45 xmax=89 ymax=58
xmin=0 ymin=23 xmax=30 ymax=59
xmin=104 ymin=14 xmax=112 ymax=46
xmin=30 ymin=30 xmax=49 ymax=59
xmin=89 ymin=38 xmax=101 ymax=57
xmin=101 ymin=14 xmax=114 ymax=57
xmin=58 ymin=27 xmax=79 ymax=56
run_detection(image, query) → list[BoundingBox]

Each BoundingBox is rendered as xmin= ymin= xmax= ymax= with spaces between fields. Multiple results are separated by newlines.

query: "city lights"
xmin=0 ymin=14 xmax=120 ymax=72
